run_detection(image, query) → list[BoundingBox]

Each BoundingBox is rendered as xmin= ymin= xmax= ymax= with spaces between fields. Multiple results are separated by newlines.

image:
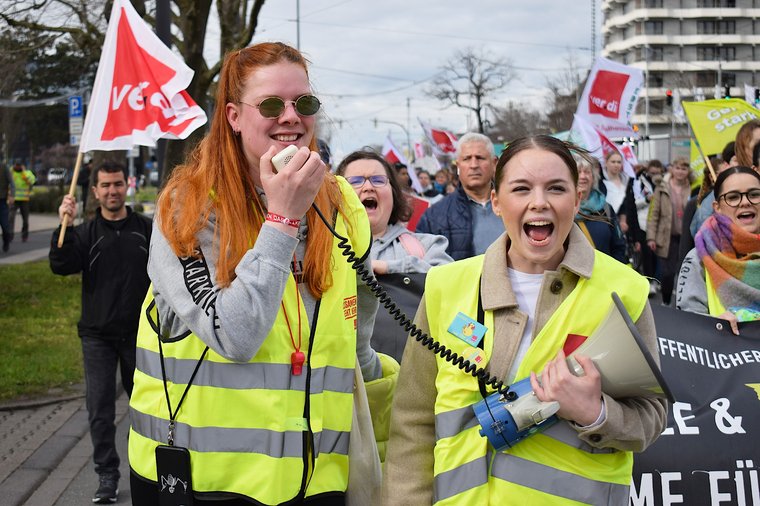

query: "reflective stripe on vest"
xmin=130 ymin=407 xmax=349 ymax=456
xmin=128 ymin=177 xmax=371 ymax=503
xmin=490 ymin=453 xmax=630 ymax=504
xmin=135 ymin=346 xmax=353 ymax=393
xmin=425 ymin=250 xmax=649 ymax=505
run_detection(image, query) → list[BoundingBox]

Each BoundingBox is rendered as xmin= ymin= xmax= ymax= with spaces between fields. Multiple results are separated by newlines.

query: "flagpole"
xmin=57 ymin=151 xmax=84 ymax=247
xmin=692 ymin=137 xmax=717 ymax=183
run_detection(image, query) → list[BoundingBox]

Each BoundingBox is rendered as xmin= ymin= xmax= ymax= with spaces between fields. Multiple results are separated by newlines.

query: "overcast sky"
xmin=205 ymin=0 xmax=603 ymax=163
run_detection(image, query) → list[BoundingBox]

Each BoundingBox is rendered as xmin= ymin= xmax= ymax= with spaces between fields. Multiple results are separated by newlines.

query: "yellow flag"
xmin=689 ymin=139 xmax=705 ymax=190
xmin=682 ymin=99 xmax=759 ymax=156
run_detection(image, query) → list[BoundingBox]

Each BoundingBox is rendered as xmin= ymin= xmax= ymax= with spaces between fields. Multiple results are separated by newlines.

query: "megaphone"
xmin=473 ymin=292 xmax=674 ymax=451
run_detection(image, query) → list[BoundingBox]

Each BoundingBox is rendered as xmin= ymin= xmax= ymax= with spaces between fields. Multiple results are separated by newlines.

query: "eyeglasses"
xmin=718 ymin=189 xmax=760 ymax=207
xmin=346 ymin=175 xmax=389 ymax=188
xmin=241 ymin=95 xmax=321 ymax=119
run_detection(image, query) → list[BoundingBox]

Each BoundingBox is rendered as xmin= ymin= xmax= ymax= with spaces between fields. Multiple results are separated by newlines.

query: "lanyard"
xmin=151 ymin=299 xmax=209 ymax=446
xmin=281 ymin=254 xmax=305 ymax=375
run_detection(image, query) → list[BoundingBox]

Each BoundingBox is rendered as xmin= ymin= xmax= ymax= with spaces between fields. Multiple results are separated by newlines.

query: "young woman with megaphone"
xmin=383 ymin=135 xmax=668 ymax=506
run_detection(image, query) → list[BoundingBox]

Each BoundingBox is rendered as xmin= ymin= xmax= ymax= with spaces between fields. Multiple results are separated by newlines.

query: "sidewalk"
xmin=0 ymin=390 xmax=131 ymax=505
xmin=1 ymin=205 xmax=154 ymax=266
xmin=0 ymin=213 xmax=62 ymax=265
xmin=0 ymin=213 xmax=134 ymax=504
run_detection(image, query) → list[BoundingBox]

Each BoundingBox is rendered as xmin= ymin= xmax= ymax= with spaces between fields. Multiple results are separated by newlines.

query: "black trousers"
xmin=81 ymin=335 xmax=136 ymax=478
xmin=657 ymin=234 xmax=681 ymax=305
xmin=10 ymin=200 xmax=30 ymax=240
xmin=0 ymin=199 xmax=10 ymax=248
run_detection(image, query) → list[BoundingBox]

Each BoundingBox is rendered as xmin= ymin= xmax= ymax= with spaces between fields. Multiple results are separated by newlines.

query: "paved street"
xmin=0 ymin=213 xmax=61 ymax=265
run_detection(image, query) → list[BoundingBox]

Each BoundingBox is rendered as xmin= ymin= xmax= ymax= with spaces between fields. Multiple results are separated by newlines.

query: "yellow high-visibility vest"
xmin=425 ymin=251 xmax=648 ymax=505
xmin=129 ymin=178 xmax=371 ymax=504
xmin=705 ymin=271 xmax=727 ymax=317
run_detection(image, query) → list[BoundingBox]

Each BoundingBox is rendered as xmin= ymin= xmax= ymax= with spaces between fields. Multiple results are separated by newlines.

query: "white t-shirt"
xmin=505 ymin=267 xmax=607 ymax=427
xmin=506 ymin=268 xmax=544 ymax=382
xmin=603 ymin=179 xmax=627 ymax=213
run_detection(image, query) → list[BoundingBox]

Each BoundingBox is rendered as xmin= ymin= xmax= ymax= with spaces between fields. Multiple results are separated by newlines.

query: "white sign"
xmin=69 ymin=117 xmax=83 ymax=135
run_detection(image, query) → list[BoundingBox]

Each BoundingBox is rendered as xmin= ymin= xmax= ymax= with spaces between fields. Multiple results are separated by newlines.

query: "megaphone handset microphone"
xmin=473 ymin=292 xmax=674 ymax=452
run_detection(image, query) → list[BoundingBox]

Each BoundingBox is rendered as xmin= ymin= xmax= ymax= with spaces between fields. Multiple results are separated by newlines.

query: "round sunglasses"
xmin=241 ymin=95 xmax=321 ymax=119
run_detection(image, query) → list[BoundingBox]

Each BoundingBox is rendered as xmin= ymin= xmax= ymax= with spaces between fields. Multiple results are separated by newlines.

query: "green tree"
xmin=0 ymin=25 xmax=92 ymax=166
xmin=1 ymin=0 xmax=268 ymax=180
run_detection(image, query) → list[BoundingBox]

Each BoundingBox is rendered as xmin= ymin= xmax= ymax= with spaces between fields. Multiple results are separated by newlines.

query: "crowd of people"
xmin=34 ymin=40 xmax=760 ymax=505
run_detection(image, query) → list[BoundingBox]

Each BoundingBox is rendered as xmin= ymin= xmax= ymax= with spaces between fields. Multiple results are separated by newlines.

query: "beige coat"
xmin=646 ymin=176 xmax=675 ymax=257
xmin=382 ymin=227 xmax=668 ymax=505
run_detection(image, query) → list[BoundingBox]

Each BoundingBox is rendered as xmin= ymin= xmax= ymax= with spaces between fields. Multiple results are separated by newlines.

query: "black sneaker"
xmin=92 ymin=474 xmax=119 ymax=503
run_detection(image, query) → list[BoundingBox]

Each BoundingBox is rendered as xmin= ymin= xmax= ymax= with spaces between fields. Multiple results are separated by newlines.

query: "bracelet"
xmin=266 ymin=212 xmax=301 ymax=229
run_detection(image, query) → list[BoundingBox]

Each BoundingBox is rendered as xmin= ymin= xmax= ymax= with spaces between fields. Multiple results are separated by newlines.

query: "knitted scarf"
xmin=577 ymin=188 xmax=607 ymax=218
xmin=695 ymin=213 xmax=760 ymax=322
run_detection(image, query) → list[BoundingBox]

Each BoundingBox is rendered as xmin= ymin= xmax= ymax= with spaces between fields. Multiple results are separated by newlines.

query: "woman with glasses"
xmin=676 ymin=166 xmax=760 ymax=335
xmin=336 ymin=151 xmax=453 ymax=364
xmin=336 ymin=150 xmax=453 ymax=276
xmin=129 ymin=42 xmax=390 ymax=505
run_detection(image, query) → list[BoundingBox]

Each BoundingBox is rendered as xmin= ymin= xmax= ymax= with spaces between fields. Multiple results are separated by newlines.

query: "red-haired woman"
xmin=128 ymin=42 xmax=390 ymax=505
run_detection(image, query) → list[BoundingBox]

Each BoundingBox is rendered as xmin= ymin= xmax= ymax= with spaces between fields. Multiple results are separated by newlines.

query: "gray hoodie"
xmin=148 ymin=207 xmax=382 ymax=381
xmin=676 ymin=247 xmax=709 ymax=315
xmin=372 ymin=222 xmax=453 ymax=274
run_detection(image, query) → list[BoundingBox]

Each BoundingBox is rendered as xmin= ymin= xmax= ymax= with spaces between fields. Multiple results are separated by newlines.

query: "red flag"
xmin=571 ymin=114 xmax=636 ymax=178
xmin=382 ymin=136 xmax=407 ymax=166
xmin=383 ymin=136 xmax=423 ymax=193
xmin=419 ymin=120 xmax=457 ymax=154
xmin=406 ymin=195 xmax=429 ymax=232
xmin=79 ymin=0 xmax=206 ymax=152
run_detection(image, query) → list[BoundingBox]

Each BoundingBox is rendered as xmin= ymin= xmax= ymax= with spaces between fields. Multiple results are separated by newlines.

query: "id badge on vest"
xmin=156 ymin=445 xmax=194 ymax=506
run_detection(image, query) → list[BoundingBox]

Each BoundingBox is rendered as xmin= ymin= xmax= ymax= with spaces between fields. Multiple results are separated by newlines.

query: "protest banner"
xmin=682 ymin=99 xmax=759 ymax=157
xmin=632 ymin=305 xmax=760 ymax=505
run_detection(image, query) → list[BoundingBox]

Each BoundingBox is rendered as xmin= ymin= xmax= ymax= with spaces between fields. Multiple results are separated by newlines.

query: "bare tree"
xmin=490 ymin=101 xmax=549 ymax=141
xmin=0 ymin=0 xmax=267 ymax=179
xmin=544 ymin=52 xmax=587 ymax=133
xmin=427 ymin=47 xmax=514 ymax=134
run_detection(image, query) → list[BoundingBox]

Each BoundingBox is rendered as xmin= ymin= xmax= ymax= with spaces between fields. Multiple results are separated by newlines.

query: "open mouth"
xmin=737 ymin=210 xmax=757 ymax=222
xmin=361 ymin=197 xmax=378 ymax=210
xmin=524 ymin=220 xmax=554 ymax=244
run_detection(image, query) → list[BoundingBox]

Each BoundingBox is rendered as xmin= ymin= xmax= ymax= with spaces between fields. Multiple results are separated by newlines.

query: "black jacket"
xmin=415 ymin=185 xmax=473 ymax=260
xmin=49 ymin=207 xmax=152 ymax=341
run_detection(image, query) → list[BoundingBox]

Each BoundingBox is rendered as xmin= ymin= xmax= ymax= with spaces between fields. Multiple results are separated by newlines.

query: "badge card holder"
xmin=156 ymin=443 xmax=194 ymax=506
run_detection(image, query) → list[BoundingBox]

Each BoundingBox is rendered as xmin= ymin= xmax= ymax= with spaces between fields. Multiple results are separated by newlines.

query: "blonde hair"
xmin=157 ymin=42 xmax=343 ymax=297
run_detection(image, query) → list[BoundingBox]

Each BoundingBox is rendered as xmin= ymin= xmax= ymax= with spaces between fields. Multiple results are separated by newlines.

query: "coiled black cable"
xmin=311 ymin=203 xmax=516 ymax=400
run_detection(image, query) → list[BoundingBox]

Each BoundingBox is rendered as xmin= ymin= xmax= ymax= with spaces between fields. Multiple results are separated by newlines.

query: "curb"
xmin=0 ymin=384 xmax=86 ymax=412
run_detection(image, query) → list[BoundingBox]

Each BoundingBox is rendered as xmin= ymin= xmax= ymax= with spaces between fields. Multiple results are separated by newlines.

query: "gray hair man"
xmin=416 ymin=132 xmax=504 ymax=260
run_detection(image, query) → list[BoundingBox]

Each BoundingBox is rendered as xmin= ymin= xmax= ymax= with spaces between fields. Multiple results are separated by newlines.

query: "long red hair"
xmin=157 ymin=42 xmax=343 ymax=298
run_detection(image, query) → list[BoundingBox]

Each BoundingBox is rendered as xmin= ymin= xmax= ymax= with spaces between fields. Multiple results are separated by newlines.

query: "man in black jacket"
xmin=415 ymin=132 xmax=504 ymax=260
xmin=49 ymin=161 xmax=151 ymax=503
